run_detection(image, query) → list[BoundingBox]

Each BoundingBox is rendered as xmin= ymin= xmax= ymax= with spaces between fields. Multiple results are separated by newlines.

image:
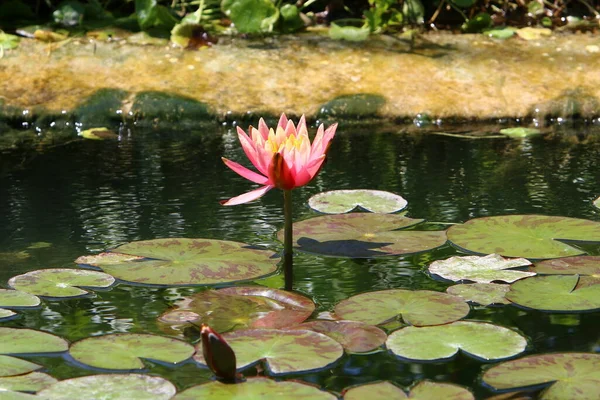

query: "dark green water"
xmin=1 ymin=122 xmax=599 ymax=397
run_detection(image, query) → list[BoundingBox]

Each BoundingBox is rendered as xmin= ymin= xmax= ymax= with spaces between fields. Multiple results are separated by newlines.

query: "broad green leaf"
xmin=329 ymin=23 xmax=370 ymax=42
xmin=533 ymin=256 xmax=600 ymax=276
xmin=135 ymin=0 xmax=177 ymax=31
xmin=447 ymin=215 xmax=600 ymax=259
xmin=38 ymin=374 xmax=176 ymax=400
xmin=0 ymin=289 xmax=41 ymax=308
xmin=0 ymin=328 xmax=69 ymax=354
xmin=506 ymin=275 xmax=600 ymax=312
xmin=194 ymin=329 xmax=343 ymax=375
xmin=0 ymin=356 xmax=42 ymax=377
xmin=403 ymin=0 xmax=424 ymax=24
xmin=428 ymin=254 xmax=534 ymax=283
xmin=278 ymin=214 xmax=446 ymax=258
xmin=308 ymin=190 xmax=407 ymax=214
xmin=158 ymin=287 xmax=315 ymax=335
xmin=0 ymin=372 xmax=57 ymax=392
xmin=80 ymin=127 xmax=118 ymax=140
xmin=69 ymin=333 xmax=194 ymax=370
xmin=499 ymin=127 xmax=542 ymax=138
xmin=344 ymin=380 xmax=474 ymax=400
xmin=462 ymin=13 xmax=492 ymax=33
xmin=223 ymin=0 xmax=278 ymax=33
xmin=89 ymin=238 xmax=278 ymax=285
xmin=446 ymin=283 xmax=511 ymax=306
xmin=483 ymin=353 xmax=600 ymax=400
xmin=174 ymin=377 xmax=336 ymax=399
xmin=52 ymin=0 xmax=85 ymax=27
xmin=387 ymin=321 xmax=526 ymax=361
xmin=0 ymin=32 xmax=20 ymax=50
xmin=334 ymin=289 xmax=469 ymax=326
xmin=8 ymin=269 xmax=115 ymax=297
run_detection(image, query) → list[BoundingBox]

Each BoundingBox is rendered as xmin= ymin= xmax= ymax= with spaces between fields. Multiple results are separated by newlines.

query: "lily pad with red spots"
xmin=8 ymin=269 xmax=115 ymax=298
xmin=84 ymin=238 xmax=278 ymax=285
xmin=386 ymin=321 xmax=527 ymax=361
xmin=308 ymin=190 xmax=408 ymax=214
xmin=0 ymin=372 xmax=57 ymax=392
xmin=429 ymin=254 xmax=534 ymax=283
xmin=446 ymin=283 xmax=511 ymax=306
xmin=69 ymin=333 xmax=195 ymax=370
xmin=0 ymin=356 xmax=42 ymax=377
xmin=0 ymin=328 xmax=69 ymax=355
xmin=482 ymin=353 xmax=600 ymax=400
xmin=447 ymin=215 xmax=600 ymax=259
xmin=334 ymin=289 xmax=470 ymax=326
xmin=194 ymin=329 xmax=344 ymax=375
xmin=277 ymin=213 xmax=447 ymax=258
xmin=532 ymin=256 xmax=600 ymax=276
xmin=173 ymin=377 xmax=336 ymax=400
xmin=158 ymin=287 xmax=315 ymax=335
xmin=343 ymin=380 xmax=474 ymax=400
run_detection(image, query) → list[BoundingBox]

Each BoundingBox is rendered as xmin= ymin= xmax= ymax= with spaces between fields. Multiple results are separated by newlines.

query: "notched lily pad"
xmin=447 ymin=215 xmax=600 ymax=259
xmin=174 ymin=377 xmax=336 ymax=399
xmin=308 ymin=190 xmax=408 ymax=214
xmin=0 ymin=355 xmax=42 ymax=377
xmin=386 ymin=321 xmax=527 ymax=361
xmin=0 ymin=372 xmax=57 ymax=392
xmin=278 ymin=213 xmax=447 ymax=258
xmin=0 ymin=328 xmax=69 ymax=354
xmin=87 ymin=238 xmax=278 ymax=285
xmin=429 ymin=254 xmax=534 ymax=283
xmin=343 ymin=380 xmax=474 ymax=400
xmin=8 ymin=269 xmax=115 ymax=298
xmin=194 ymin=329 xmax=344 ymax=375
xmin=334 ymin=289 xmax=470 ymax=327
xmin=446 ymin=283 xmax=511 ymax=306
xmin=532 ymin=256 xmax=600 ymax=276
xmin=483 ymin=353 xmax=600 ymax=400
xmin=37 ymin=374 xmax=176 ymax=400
xmin=158 ymin=287 xmax=315 ymax=335
xmin=506 ymin=275 xmax=600 ymax=312
xmin=69 ymin=333 xmax=195 ymax=370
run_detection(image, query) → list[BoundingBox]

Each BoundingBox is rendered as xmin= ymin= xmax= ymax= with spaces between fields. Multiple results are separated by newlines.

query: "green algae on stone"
xmin=318 ymin=94 xmax=386 ymax=119
xmin=131 ymin=91 xmax=210 ymax=125
xmin=73 ymin=88 xmax=129 ymax=128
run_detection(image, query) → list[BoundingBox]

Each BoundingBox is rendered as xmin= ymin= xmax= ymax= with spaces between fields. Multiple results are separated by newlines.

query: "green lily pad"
xmin=90 ymin=238 xmax=278 ymax=285
xmin=0 ymin=372 xmax=57 ymax=392
xmin=446 ymin=283 xmax=511 ymax=306
xmin=194 ymin=329 xmax=344 ymax=375
xmin=158 ymin=287 xmax=315 ymax=335
xmin=594 ymin=197 xmax=600 ymax=209
xmin=173 ymin=377 xmax=336 ymax=400
xmin=278 ymin=214 xmax=447 ymax=258
xmin=447 ymin=215 xmax=600 ymax=259
xmin=0 ymin=328 xmax=68 ymax=355
xmin=75 ymin=252 xmax=144 ymax=266
xmin=499 ymin=128 xmax=542 ymax=138
xmin=429 ymin=254 xmax=534 ymax=283
xmin=69 ymin=333 xmax=194 ymax=370
xmin=8 ymin=269 xmax=115 ymax=298
xmin=285 ymin=320 xmax=387 ymax=353
xmin=334 ymin=289 xmax=470 ymax=326
xmin=506 ymin=275 xmax=600 ymax=312
xmin=0 ymin=355 xmax=42 ymax=377
xmin=37 ymin=374 xmax=176 ymax=400
xmin=0 ymin=309 xmax=16 ymax=319
xmin=532 ymin=256 xmax=600 ymax=276
xmin=386 ymin=321 xmax=526 ymax=361
xmin=483 ymin=353 xmax=600 ymax=400
xmin=79 ymin=127 xmax=119 ymax=140
xmin=343 ymin=380 xmax=474 ymax=400
xmin=0 ymin=289 xmax=41 ymax=308
xmin=308 ymin=190 xmax=408 ymax=214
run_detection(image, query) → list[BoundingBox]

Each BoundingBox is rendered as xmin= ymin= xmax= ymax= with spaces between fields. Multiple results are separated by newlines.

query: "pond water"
xmin=0 ymin=121 xmax=599 ymax=397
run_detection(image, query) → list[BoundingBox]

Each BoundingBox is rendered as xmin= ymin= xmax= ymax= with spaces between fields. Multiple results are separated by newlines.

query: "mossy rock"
xmin=131 ymin=91 xmax=211 ymax=125
xmin=533 ymin=88 xmax=600 ymax=120
xmin=73 ymin=88 xmax=130 ymax=128
xmin=318 ymin=94 xmax=386 ymax=119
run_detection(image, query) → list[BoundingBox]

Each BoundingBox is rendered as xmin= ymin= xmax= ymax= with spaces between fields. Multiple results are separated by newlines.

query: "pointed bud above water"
xmin=200 ymin=324 xmax=237 ymax=382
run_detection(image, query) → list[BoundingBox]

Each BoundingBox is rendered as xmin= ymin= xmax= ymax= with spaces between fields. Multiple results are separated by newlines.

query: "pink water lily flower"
xmin=221 ymin=114 xmax=337 ymax=206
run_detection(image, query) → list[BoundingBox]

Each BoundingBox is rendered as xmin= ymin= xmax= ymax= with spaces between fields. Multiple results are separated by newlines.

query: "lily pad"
xmin=0 ymin=289 xmax=41 ymax=308
xmin=386 ymin=321 xmax=527 ymax=361
xmin=532 ymin=256 xmax=600 ymax=276
xmin=173 ymin=377 xmax=336 ymax=400
xmin=194 ymin=329 xmax=344 ymax=375
xmin=446 ymin=283 xmax=511 ymax=306
xmin=0 ymin=309 xmax=16 ymax=319
xmin=482 ymin=353 xmax=600 ymax=400
xmin=37 ymin=374 xmax=176 ymax=400
xmin=334 ymin=289 xmax=470 ymax=326
xmin=75 ymin=252 xmax=144 ymax=266
xmin=0 ymin=328 xmax=69 ymax=354
xmin=79 ymin=127 xmax=119 ymax=140
xmin=499 ymin=128 xmax=542 ymax=138
xmin=0 ymin=372 xmax=57 ymax=392
xmin=90 ymin=238 xmax=278 ymax=285
xmin=343 ymin=380 xmax=474 ymax=400
xmin=447 ymin=215 xmax=600 ymax=259
xmin=158 ymin=287 xmax=315 ymax=335
xmin=0 ymin=355 xmax=42 ymax=377
xmin=278 ymin=214 xmax=447 ymax=258
xmin=594 ymin=197 xmax=600 ymax=209
xmin=69 ymin=333 xmax=194 ymax=370
xmin=8 ymin=269 xmax=115 ymax=298
xmin=506 ymin=275 xmax=600 ymax=312
xmin=308 ymin=190 xmax=408 ymax=214
xmin=284 ymin=320 xmax=387 ymax=353
xmin=428 ymin=254 xmax=534 ymax=283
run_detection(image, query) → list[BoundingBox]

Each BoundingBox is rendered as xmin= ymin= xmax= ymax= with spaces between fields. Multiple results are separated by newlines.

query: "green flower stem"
xmin=283 ymin=189 xmax=293 ymax=291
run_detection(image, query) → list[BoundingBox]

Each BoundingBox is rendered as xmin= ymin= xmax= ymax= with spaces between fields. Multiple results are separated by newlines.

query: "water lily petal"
xmin=269 ymin=153 xmax=295 ymax=190
xmin=258 ymin=118 xmax=270 ymax=140
xmin=220 ymin=185 xmax=274 ymax=206
xmin=222 ymin=158 xmax=269 ymax=185
xmin=277 ymin=113 xmax=288 ymax=130
xmin=237 ymin=128 xmax=267 ymax=175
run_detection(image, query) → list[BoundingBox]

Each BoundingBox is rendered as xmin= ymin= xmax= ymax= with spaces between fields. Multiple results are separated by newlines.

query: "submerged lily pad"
xmin=447 ymin=215 xmax=600 ymax=259
xmin=429 ymin=254 xmax=534 ymax=283
xmin=0 ymin=328 xmax=69 ymax=354
xmin=194 ymin=329 xmax=343 ymax=375
xmin=343 ymin=380 xmax=474 ymax=400
xmin=8 ymin=269 xmax=115 ymax=297
xmin=0 ymin=355 xmax=42 ymax=377
xmin=499 ymin=128 xmax=542 ymax=138
xmin=506 ymin=275 xmax=600 ymax=312
xmin=446 ymin=283 xmax=511 ymax=306
xmin=483 ymin=353 xmax=600 ymax=400
xmin=0 ymin=289 xmax=41 ymax=308
xmin=386 ymin=321 xmax=526 ymax=361
xmin=37 ymin=374 xmax=176 ymax=400
xmin=0 ymin=372 xmax=57 ymax=392
xmin=90 ymin=238 xmax=278 ymax=285
xmin=158 ymin=287 xmax=315 ymax=335
xmin=308 ymin=190 xmax=408 ymax=214
xmin=69 ymin=333 xmax=194 ymax=370
xmin=278 ymin=214 xmax=447 ymax=257
xmin=174 ymin=377 xmax=336 ymax=400
xmin=334 ymin=289 xmax=470 ymax=326
xmin=532 ymin=256 xmax=600 ymax=276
